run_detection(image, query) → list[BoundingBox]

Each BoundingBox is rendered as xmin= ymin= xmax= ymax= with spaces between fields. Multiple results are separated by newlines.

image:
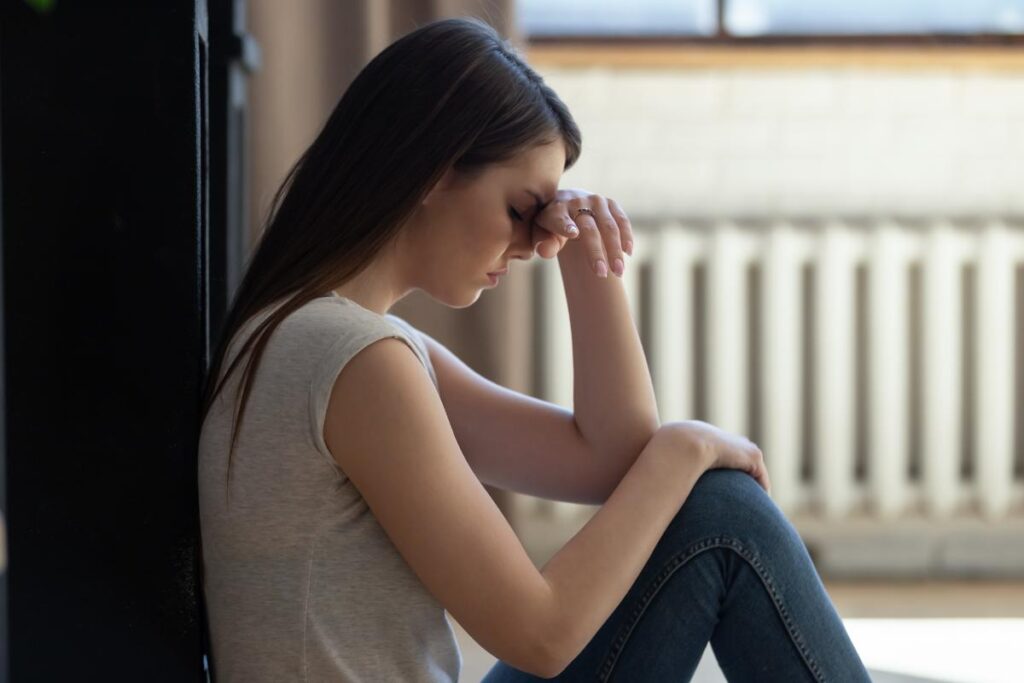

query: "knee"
xmin=672 ymin=468 xmax=800 ymax=550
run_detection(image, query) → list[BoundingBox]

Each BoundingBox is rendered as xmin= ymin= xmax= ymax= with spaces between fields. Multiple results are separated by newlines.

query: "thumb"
xmin=530 ymin=222 xmax=552 ymax=257
xmin=531 ymin=224 xmax=570 ymax=259
xmin=533 ymin=205 xmax=580 ymax=241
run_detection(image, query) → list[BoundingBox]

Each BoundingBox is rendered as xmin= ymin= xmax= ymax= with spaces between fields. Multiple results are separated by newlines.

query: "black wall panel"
xmin=0 ymin=0 xmax=246 ymax=678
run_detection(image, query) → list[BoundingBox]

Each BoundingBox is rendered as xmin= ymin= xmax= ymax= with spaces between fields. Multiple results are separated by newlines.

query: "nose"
xmin=509 ymin=223 xmax=536 ymax=261
xmin=510 ymin=244 xmax=534 ymax=261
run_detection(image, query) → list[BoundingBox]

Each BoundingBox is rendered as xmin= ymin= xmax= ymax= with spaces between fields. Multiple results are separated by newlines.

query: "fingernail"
xmin=595 ymin=260 xmax=608 ymax=278
xmin=567 ymin=223 xmax=579 ymax=236
xmin=612 ymin=258 xmax=624 ymax=277
xmin=624 ymin=241 xmax=633 ymax=255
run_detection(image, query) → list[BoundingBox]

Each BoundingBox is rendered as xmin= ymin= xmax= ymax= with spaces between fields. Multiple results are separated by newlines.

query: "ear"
xmin=422 ymin=166 xmax=458 ymax=206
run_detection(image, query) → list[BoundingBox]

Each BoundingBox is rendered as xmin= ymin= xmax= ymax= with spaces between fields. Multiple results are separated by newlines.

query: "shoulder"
xmin=269 ymin=297 xmax=401 ymax=358
xmin=382 ymin=312 xmax=438 ymax=388
xmin=308 ymin=303 xmax=437 ymax=464
xmin=233 ymin=296 xmax=437 ymax=395
xmin=315 ymin=319 xmax=441 ymax=463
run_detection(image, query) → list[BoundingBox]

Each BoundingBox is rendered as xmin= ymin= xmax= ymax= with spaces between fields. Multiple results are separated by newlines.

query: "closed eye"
xmin=508 ymin=207 xmax=524 ymax=222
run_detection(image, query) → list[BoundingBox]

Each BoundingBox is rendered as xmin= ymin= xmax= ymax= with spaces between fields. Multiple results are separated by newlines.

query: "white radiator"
xmin=516 ymin=220 xmax=1024 ymax=577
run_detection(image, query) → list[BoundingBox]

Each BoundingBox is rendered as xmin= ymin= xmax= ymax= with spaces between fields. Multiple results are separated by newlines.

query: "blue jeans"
xmin=481 ymin=468 xmax=872 ymax=682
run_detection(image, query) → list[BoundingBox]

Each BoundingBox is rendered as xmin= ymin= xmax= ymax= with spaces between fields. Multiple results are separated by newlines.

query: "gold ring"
xmin=572 ymin=207 xmax=595 ymax=219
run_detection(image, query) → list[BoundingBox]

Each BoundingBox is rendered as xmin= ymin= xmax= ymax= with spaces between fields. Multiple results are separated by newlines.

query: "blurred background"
xmin=241 ymin=2 xmax=1024 ymax=681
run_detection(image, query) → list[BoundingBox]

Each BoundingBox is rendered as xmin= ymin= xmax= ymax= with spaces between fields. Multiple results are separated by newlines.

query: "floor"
xmin=452 ymin=580 xmax=1024 ymax=682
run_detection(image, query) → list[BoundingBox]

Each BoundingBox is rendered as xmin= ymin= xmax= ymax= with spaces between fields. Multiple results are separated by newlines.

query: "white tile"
xmin=538 ymin=68 xmax=1023 ymax=216
xmin=962 ymin=74 xmax=1024 ymax=116
xmin=726 ymin=71 xmax=841 ymax=116
xmin=844 ymin=73 xmax=957 ymax=115
xmin=777 ymin=116 xmax=846 ymax=156
xmin=715 ymin=118 xmax=781 ymax=156
xmin=952 ymin=117 xmax=1014 ymax=156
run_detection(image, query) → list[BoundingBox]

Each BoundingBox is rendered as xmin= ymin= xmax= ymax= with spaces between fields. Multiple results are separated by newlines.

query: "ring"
xmin=571 ymin=207 xmax=595 ymax=220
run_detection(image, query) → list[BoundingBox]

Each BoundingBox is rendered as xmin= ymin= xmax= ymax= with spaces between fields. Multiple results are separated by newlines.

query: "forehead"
xmin=495 ymin=141 xmax=565 ymax=191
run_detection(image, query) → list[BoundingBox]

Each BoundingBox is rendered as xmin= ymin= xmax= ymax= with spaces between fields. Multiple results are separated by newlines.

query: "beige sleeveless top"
xmin=198 ymin=293 xmax=461 ymax=682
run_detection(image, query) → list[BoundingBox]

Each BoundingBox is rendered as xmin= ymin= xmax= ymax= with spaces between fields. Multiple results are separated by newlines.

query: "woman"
xmin=197 ymin=16 xmax=871 ymax=682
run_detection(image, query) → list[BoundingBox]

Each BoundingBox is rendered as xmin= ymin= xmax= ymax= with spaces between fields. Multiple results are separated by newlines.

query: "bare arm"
xmin=415 ymin=189 xmax=655 ymax=499
xmin=557 ymin=233 xmax=660 ymax=466
xmin=409 ymin=197 xmax=659 ymax=505
xmin=323 ymin=338 xmax=709 ymax=677
xmin=539 ymin=424 xmax=706 ymax=672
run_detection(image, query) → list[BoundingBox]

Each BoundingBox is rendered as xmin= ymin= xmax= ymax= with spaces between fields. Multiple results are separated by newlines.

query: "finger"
xmin=536 ymin=235 xmax=567 ymax=259
xmin=536 ymin=204 xmax=581 ymax=241
xmin=531 ymin=223 xmax=554 ymax=258
xmin=592 ymin=197 xmax=625 ymax=278
xmin=607 ymin=197 xmax=636 ymax=257
xmin=761 ymin=468 xmax=772 ymax=496
xmin=570 ymin=206 xmax=608 ymax=277
xmin=754 ymin=457 xmax=771 ymax=494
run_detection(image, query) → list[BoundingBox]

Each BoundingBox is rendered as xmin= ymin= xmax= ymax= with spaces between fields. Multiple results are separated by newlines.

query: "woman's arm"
xmin=556 ymin=235 xmax=660 ymax=469
xmin=323 ymin=336 xmax=712 ymax=677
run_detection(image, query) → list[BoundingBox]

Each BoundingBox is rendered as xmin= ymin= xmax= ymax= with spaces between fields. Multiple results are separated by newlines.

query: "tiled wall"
xmin=538 ymin=67 xmax=1024 ymax=219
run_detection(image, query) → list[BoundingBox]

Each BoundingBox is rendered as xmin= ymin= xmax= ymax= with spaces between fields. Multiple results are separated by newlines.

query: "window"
xmin=727 ymin=0 xmax=1024 ymax=36
xmin=518 ymin=0 xmax=716 ymax=37
xmin=518 ymin=0 xmax=1024 ymax=41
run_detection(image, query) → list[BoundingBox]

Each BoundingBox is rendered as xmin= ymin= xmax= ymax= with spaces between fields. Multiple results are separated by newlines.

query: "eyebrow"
xmin=526 ymin=190 xmax=548 ymax=211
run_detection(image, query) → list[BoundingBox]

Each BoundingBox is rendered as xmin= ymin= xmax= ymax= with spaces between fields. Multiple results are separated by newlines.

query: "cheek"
xmin=460 ymin=214 xmax=507 ymax=251
xmin=432 ymin=200 xmax=510 ymax=267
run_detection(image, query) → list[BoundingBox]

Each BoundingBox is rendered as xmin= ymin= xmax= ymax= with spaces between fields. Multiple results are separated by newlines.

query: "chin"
xmin=454 ymin=288 xmax=484 ymax=308
xmin=425 ymin=284 xmax=483 ymax=309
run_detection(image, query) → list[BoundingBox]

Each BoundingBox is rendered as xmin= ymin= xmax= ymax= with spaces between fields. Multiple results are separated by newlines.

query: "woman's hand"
xmin=530 ymin=188 xmax=636 ymax=278
xmin=664 ymin=420 xmax=772 ymax=495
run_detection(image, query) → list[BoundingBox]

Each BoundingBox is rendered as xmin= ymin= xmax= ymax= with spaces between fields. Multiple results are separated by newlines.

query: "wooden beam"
xmin=524 ymin=44 xmax=1024 ymax=71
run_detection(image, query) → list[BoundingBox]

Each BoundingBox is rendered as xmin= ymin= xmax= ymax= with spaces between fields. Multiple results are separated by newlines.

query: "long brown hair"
xmin=200 ymin=17 xmax=582 ymax=497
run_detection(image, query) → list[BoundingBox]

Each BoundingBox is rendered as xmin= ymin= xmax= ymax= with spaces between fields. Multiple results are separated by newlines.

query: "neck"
xmin=331 ymin=248 xmax=410 ymax=316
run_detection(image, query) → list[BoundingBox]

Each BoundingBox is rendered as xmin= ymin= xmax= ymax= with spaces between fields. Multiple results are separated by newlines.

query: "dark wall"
xmin=0 ymin=0 xmax=247 ymax=678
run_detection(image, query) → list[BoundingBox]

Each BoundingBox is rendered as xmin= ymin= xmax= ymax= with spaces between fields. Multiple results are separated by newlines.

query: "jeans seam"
xmin=595 ymin=535 xmax=826 ymax=682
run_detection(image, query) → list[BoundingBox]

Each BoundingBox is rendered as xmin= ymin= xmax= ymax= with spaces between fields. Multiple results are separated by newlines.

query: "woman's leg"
xmin=481 ymin=468 xmax=872 ymax=682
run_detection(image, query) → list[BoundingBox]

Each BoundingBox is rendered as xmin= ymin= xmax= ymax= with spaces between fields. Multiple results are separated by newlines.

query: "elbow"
xmin=492 ymin=605 xmax=571 ymax=678
xmin=499 ymin=636 xmax=564 ymax=679
xmin=636 ymin=413 xmax=662 ymax=445
xmin=526 ymin=610 xmax=582 ymax=679
xmin=528 ymin=640 xmax=571 ymax=680
xmin=614 ymin=417 xmax=663 ymax=464
xmin=629 ymin=416 xmax=664 ymax=461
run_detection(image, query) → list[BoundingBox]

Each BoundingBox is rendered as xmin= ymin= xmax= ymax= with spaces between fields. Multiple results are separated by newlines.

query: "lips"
xmin=487 ymin=268 xmax=508 ymax=276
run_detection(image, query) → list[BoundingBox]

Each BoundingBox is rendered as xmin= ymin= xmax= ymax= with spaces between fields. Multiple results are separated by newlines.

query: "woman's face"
xmin=401 ymin=140 xmax=566 ymax=308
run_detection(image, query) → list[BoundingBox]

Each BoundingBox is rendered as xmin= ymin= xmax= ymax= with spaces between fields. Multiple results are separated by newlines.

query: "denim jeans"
xmin=481 ymin=468 xmax=872 ymax=682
